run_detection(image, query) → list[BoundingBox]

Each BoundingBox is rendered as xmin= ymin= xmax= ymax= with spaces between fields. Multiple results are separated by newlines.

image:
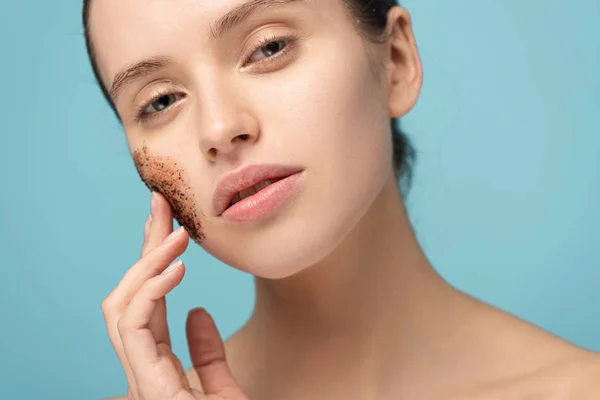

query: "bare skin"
xmin=104 ymin=192 xmax=600 ymax=400
xmin=90 ymin=0 xmax=600 ymax=399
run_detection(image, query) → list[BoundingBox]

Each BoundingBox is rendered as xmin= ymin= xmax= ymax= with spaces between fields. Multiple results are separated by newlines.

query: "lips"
xmin=228 ymin=177 xmax=285 ymax=206
xmin=213 ymin=164 xmax=303 ymax=216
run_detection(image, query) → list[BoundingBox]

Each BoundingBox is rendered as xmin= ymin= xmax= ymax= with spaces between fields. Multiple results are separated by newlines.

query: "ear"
xmin=384 ymin=7 xmax=423 ymax=118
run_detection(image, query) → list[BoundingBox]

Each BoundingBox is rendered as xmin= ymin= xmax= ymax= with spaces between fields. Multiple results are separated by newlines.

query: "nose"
xmin=196 ymin=80 xmax=260 ymax=162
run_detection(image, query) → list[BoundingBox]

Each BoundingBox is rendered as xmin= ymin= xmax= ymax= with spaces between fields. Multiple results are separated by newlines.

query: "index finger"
xmin=108 ymin=227 xmax=189 ymax=313
xmin=142 ymin=192 xmax=174 ymax=257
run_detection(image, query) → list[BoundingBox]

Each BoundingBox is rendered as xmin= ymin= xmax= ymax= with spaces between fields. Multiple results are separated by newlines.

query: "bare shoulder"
xmin=531 ymin=352 xmax=600 ymax=396
xmin=550 ymin=353 xmax=600 ymax=397
xmin=452 ymin=352 xmax=600 ymax=400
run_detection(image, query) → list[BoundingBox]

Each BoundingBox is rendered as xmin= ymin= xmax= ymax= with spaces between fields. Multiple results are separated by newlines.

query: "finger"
xmin=142 ymin=192 xmax=174 ymax=257
xmin=103 ymin=226 xmax=187 ymax=331
xmin=158 ymin=343 xmax=192 ymax=392
xmin=166 ymin=345 xmax=191 ymax=391
xmin=186 ymin=308 xmax=247 ymax=398
xmin=143 ymin=213 xmax=152 ymax=243
xmin=142 ymin=192 xmax=177 ymax=348
xmin=109 ymin=227 xmax=189 ymax=309
xmin=118 ymin=260 xmax=188 ymax=399
xmin=102 ymin=229 xmax=188 ymax=398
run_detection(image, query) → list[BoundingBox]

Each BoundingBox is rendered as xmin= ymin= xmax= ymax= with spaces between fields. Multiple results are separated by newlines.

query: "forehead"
xmin=88 ymin=0 xmax=225 ymax=83
xmin=88 ymin=0 xmax=337 ymax=84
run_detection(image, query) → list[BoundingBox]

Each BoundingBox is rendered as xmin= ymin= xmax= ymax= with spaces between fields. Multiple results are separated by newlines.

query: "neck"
xmin=226 ymin=172 xmax=578 ymax=399
xmin=235 ymin=172 xmax=463 ymax=396
xmin=252 ymin=173 xmax=444 ymax=334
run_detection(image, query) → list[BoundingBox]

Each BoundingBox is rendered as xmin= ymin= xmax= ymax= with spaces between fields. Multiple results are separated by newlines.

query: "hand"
xmin=101 ymin=192 xmax=249 ymax=400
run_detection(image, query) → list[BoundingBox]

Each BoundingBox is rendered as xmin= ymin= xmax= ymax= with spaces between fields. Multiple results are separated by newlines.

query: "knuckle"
xmin=101 ymin=296 xmax=117 ymax=315
xmin=140 ymin=276 xmax=159 ymax=297
xmin=156 ymin=342 xmax=171 ymax=354
xmin=116 ymin=315 xmax=130 ymax=335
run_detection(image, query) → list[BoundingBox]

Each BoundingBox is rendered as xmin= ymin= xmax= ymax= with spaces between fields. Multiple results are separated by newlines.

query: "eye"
xmin=247 ymin=38 xmax=290 ymax=63
xmin=142 ymin=93 xmax=182 ymax=115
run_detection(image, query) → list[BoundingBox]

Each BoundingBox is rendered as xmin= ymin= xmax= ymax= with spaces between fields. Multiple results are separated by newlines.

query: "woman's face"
xmin=89 ymin=0 xmax=406 ymax=278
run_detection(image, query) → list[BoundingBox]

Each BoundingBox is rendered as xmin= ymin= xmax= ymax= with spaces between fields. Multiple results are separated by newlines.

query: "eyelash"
xmin=242 ymin=32 xmax=299 ymax=68
xmin=135 ymin=32 xmax=300 ymax=123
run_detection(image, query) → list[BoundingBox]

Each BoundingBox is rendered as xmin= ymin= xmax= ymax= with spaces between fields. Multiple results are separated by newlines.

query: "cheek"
xmin=308 ymin=42 xmax=390 ymax=173
xmin=197 ymin=40 xmax=392 ymax=277
xmin=132 ymin=145 xmax=206 ymax=244
xmin=263 ymin=39 xmax=391 ymax=190
xmin=254 ymin=36 xmax=389 ymax=160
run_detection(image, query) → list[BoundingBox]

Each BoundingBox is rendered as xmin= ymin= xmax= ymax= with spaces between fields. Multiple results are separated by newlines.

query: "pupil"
xmin=264 ymin=41 xmax=283 ymax=57
xmin=154 ymin=95 xmax=171 ymax=110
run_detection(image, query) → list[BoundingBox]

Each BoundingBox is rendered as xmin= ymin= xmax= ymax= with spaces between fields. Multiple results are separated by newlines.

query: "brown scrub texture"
xmin=132 ymin=146 xmax=205 ymax=244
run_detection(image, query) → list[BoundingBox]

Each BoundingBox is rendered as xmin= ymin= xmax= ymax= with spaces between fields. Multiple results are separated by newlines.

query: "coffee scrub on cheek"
xmin=132 ymin=145 xmax=206 ymax=244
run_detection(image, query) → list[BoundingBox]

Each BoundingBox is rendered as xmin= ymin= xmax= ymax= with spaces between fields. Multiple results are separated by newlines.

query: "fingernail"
xmin=144 ymin=214 xmax=152 ymax=240
xmin=163 ymin=226 xmax=184 ymax=244
xmin=151 ymin=192 xmax=159 ymax=216
xmin=162 ymin=260 xmax=182 ymax=275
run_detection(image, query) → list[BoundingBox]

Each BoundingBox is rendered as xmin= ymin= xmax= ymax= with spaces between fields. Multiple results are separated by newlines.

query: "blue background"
xmin=1 ymin=1 xmax=599 ymax=399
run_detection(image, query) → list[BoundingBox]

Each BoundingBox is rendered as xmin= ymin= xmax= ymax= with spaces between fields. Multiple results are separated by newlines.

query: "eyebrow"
xmin=209 ymin=0 xmax=304 ymax=40
xmin=109 ymin=56 xmax=172 ymax=103
xmin=109 ymin=0 xmax=303 ymax=103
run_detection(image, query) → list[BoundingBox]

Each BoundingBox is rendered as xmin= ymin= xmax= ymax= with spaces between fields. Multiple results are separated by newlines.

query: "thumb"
xmin=186 ymin=308 xmax=247 ymax=398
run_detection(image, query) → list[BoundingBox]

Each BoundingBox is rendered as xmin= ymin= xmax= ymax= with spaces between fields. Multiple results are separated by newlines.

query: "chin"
xmin=198 ymin=152 xmax=392 ymax=278
xmin=201 ymin=186 xmax=385 ymax=280
xmin=199 ymin=218 xmax=340 ymax=279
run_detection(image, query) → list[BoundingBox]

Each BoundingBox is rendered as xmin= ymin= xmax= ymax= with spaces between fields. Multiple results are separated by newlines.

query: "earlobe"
xmin=385 ymin=7 xmax=423 ymax=119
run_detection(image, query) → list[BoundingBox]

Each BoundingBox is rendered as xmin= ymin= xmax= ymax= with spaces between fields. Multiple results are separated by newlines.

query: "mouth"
xmin=220 ymin=172 xmax=303 ymax=224
xmin=213 ymin=164 xmax=303 ymax=217
xmin=227 ymin=177 xmax=286 ymax=209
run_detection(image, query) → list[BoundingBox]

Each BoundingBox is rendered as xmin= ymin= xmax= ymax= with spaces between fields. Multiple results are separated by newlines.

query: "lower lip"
xmin=221 ymin=172 xmax=304 ymax=224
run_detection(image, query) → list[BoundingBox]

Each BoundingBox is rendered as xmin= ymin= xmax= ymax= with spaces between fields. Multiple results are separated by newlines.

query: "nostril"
xmin=237 ymin=134 xmax=250 ymax=141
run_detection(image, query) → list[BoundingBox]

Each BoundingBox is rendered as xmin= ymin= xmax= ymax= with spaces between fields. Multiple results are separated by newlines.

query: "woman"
xmin=83 ymin=0 xmax=600 ymax=398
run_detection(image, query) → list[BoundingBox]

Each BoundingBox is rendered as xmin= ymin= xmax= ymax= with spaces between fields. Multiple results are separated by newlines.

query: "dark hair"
xmin=82 ymin=0 xmax=415 ymax=193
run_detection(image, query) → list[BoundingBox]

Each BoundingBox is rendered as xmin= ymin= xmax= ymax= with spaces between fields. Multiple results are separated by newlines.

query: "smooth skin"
xmin=90 ymin=1 xmax=600 ymax=398
xmin=102 ymin=193 xmax=600 ymax=400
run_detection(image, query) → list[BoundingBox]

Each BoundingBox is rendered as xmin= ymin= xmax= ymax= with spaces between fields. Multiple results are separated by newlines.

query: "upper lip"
xmin=213 ymin=164 xmax=303 ymax=216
